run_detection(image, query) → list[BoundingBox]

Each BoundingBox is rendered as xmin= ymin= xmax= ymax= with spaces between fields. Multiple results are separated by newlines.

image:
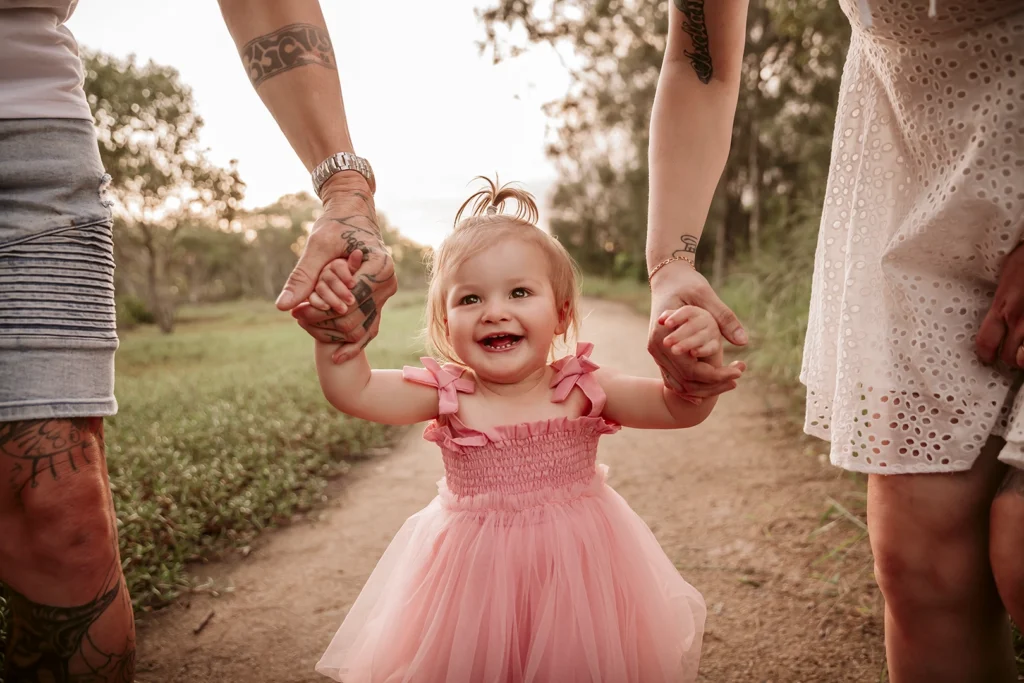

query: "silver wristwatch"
xmin=311 ymin=152 xmax=376 ymax=199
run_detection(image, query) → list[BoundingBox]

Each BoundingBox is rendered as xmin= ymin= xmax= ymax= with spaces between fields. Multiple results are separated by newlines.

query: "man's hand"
xmin=648 ymin=260 xmax=747 ymax=401
xmin=976 ymin=242 xmax=1024 ymax=368
xmin=278 ymin=174 xmax=397 ymax=363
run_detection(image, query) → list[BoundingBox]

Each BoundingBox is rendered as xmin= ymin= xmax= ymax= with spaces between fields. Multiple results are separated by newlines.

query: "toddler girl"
xmin=308 ymin=177 xmax=744 ymax=683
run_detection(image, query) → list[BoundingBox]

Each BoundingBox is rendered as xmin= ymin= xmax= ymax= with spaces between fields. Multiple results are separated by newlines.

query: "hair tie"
xmin=485 ymin=204 xmax=498 ymax=215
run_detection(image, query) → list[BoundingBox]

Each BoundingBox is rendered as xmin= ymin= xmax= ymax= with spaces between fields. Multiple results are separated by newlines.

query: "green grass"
xmin=0 ymin=293 xmax=426 ymax=673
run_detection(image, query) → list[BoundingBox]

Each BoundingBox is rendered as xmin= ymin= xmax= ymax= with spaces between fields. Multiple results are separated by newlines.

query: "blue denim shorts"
xmin=0 ymin=118 xmax=118 ymax=421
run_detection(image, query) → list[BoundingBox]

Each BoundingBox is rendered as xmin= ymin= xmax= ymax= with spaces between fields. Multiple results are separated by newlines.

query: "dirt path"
xmin=136 ymin=298 xmax=885 ymax=682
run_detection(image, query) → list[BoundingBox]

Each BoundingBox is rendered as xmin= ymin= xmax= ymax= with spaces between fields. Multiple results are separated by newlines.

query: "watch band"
xmin=311 ymin=152 xmax=376 ymax=199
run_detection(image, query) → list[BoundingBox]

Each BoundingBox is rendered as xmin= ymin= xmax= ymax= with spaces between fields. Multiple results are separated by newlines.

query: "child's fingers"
xmin=324 ymin=262 xmax=358 ymax=302
xmin=347 ymin=249 xmax=364 ymax=278
xmin=662 ymin=320 xmax=704 ymax=346
xmin=314 ymin=277 xmax=350 ymax=314
xmin=308 ymin=290 xmax=332 ymax=311
xmin=662 ymin=305 xmax=706 ymax=329
xmin=689 ymin=337 xmax=722 ymax=359
xmin=664 ymin=322 xmax=716 ymax=354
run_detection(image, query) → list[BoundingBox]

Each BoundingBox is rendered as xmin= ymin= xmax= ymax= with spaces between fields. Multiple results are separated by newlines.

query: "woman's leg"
xmin=990 ymin=464 xmax=1024 ymax=629
xmin=867 ymin=437 xmax=1016 ymax=683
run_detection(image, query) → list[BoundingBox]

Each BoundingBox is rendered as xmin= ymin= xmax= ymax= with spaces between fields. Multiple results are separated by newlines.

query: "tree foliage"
xmin=82 ymin=51 xmax=429 ymax=333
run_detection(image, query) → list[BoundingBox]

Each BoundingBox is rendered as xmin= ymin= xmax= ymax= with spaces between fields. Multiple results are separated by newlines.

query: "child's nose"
xmin=482 ymin=301 xmax=511 ymax=323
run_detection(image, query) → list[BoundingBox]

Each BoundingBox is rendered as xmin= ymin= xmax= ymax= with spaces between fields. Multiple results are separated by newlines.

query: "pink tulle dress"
xmin=315 ymin=343 xmax=706 ymax=683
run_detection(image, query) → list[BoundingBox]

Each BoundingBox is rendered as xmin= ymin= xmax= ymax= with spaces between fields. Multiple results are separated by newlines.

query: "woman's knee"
xmin=869 ymin=471 xmax=998 ymax=616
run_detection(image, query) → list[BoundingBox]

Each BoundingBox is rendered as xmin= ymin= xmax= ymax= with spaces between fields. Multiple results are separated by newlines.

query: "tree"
xmin=84 ymin=50 xmax=245 ymax=332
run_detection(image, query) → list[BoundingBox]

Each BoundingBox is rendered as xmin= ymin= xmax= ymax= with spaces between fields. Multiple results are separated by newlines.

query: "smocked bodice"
xmin=403 ymin=343 xmax=620 ymax=502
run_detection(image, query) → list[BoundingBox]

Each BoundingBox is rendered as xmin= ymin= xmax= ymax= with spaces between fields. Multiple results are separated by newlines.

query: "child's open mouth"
xmin=479 ymin=333 xmax=523 ymax=352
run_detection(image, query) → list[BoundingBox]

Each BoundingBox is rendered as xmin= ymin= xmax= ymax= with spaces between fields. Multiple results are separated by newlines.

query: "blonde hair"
xmin=425 ymin=176 xmax=581 ymax=364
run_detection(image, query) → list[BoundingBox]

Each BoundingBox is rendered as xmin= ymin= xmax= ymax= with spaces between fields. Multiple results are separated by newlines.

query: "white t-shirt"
xmin=0 ymin=0 xmax=92 ymax=120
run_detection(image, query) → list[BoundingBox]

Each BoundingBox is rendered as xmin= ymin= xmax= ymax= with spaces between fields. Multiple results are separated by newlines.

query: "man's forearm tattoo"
xmin=674 ymin=0 xmax=713 ymax=84
xmin=671 ymin=235 xmax=699 ymax=259
xmin=241 ymin=23 xmax=336 ymax=88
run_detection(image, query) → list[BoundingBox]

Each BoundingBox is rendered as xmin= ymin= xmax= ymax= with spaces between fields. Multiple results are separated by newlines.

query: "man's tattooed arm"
xmin=241 ymin=23 xmax=336 ymax=88
xmin=673 ymin=0 xmax=713 ymax=84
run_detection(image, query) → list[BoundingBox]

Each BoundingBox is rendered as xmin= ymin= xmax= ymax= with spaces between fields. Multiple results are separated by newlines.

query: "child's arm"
xmin=305 ymin=254 xmax=440 ymax=425
xmin=598 ymin=306 xmax=742 ymax=429
xmin=314 ymin=343 xmax=439 ymax=425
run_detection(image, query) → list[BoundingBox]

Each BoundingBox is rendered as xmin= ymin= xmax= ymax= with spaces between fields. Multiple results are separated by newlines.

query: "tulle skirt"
xmin=315 ymin=466 xmax=705 ymax=683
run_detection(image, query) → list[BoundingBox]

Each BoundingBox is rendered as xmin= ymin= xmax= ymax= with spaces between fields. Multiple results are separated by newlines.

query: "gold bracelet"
xmin=648 ymin=254 xmax=695 ymax=285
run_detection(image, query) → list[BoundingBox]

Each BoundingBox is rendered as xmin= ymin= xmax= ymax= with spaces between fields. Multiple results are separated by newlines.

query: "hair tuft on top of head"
xmin=453 ymin=174 xmax=540 ymax=226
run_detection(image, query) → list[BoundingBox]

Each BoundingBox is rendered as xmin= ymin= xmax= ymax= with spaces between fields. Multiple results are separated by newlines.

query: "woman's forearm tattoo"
xmin=241 ymin=23 xmax=336 ymax=88
xmin=673 ymin=0 xmax=713 ymax=84
xmin=671 ymin=235 xmax=700 ymax=259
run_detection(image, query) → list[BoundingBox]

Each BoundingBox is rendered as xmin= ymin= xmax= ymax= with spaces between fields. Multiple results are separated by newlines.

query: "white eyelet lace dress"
xmin=801 ymin=0 xmax=1024 ymax=474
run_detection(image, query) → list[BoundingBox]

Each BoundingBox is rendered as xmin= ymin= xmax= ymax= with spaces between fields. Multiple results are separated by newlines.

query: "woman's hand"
xmin=648 ymin=260 xmax=747 ymax=402
xmin=976 ymin=243 xmax=1024 ymax=368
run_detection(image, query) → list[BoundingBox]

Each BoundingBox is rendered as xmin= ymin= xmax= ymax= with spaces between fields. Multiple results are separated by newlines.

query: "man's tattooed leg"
xmin=673 ymin=0 xmax=713 ymax=84
xmin=5 ymin=580 xmax=135 ymax=683
xmin=0 ymin=418 xmax=136 ymax=683
xmin=241 ymin=23 xmax=336 ymax=88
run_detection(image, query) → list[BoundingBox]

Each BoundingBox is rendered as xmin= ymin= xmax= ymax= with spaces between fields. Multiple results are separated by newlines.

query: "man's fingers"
xmin=332 ymin=328 xmax=374 ymax=363
xmin=976 ymin=306 xmax=1007 ymax=365
xmin=276 ymin=244 xmax=335 ymax=310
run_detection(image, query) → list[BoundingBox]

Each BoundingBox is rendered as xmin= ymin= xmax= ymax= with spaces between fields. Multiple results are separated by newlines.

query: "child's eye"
xmin=459 ymin=294 xmax=480 ymax=305
xmin=510 ymin=287 xmax=530 ymax=299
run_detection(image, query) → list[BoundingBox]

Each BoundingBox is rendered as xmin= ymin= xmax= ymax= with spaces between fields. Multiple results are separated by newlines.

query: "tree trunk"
xmin=748 ymin=113 xmax=761 ymax=261
xmin=747 ymin=0 xmax=762 ymax=261
xmin=140 ymin=222 xmax=175 ymax=333
xmin=712 ymin=192 xmax=728 ymax=288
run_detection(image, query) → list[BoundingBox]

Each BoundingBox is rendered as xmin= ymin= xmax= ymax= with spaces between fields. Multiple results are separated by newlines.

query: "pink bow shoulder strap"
xmin=550 ymin=342 xmax=605 ymax=417
xmin=402 ymin=357 xmax=475 ymax=415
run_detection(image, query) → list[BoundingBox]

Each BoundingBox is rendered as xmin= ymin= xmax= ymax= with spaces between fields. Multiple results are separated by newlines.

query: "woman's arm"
xmin=645 ymin=0 xmax=750 ymax=400
xmin=647 ymin=0 xmax=749 ymax=276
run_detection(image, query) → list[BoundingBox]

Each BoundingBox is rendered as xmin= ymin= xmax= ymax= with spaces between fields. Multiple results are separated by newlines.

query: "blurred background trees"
xmin=83 ymin=51 xmax=430 ymax=334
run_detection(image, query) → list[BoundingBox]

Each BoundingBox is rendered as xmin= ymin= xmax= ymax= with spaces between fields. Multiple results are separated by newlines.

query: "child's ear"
xmin=554 ymin=301 xmax=570 ymax=336
xmin=444 ymin=317 xmax=450 ymax=338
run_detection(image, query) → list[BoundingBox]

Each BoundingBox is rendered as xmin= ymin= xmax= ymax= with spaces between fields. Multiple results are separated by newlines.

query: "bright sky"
xmin=66 ymin=1 xmax=570 ymax=246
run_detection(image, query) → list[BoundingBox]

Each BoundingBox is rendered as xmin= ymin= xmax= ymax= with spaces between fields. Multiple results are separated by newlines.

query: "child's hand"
xmin=658 ymin=305 xmax=723 ymax=360
xmin=307 ymin=250 xmax=364 ymax=313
